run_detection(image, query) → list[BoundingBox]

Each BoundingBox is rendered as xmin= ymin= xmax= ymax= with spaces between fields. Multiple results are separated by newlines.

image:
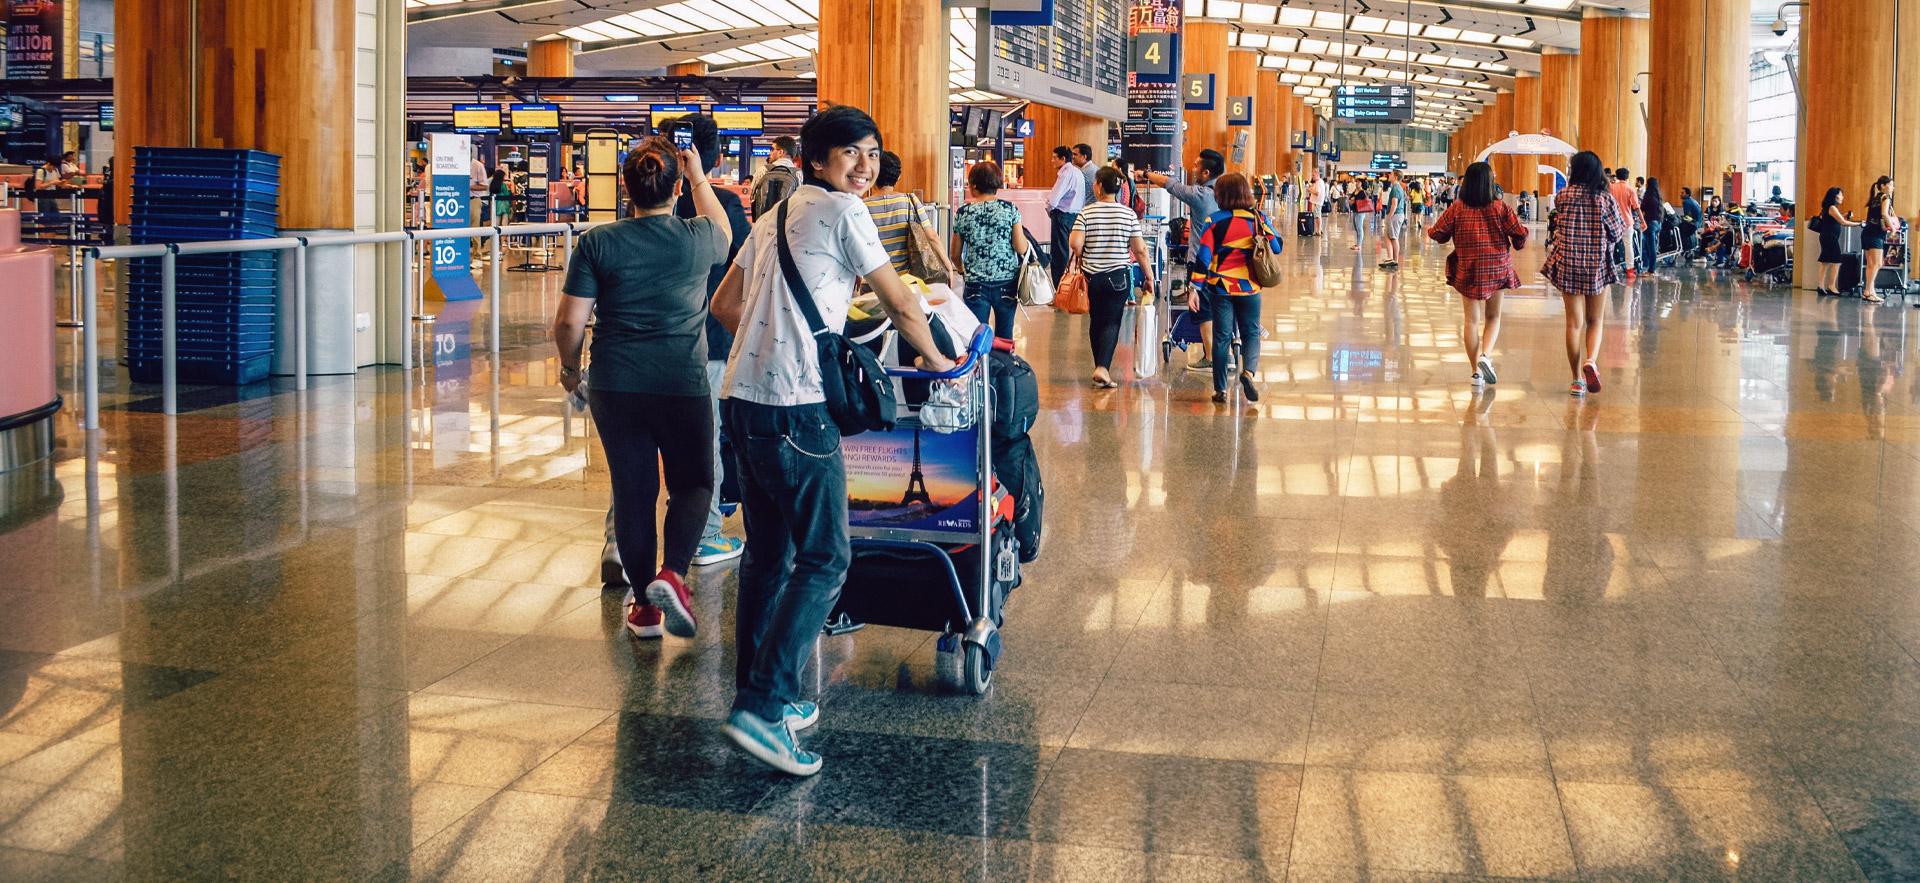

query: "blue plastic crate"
xmin=127 ymin=351 xmax=273 ymax=386
xmin=134 ymin=146 xmax=281 ymax=163
xmin=130 ymin=173 xmax=281 ymax=197
xmin=130 ymin=225 xmax=281 ymax=244
xmin=125 ymin=335 xmax=275 ymax=356
xmin=128 ymin=187 xmax=280 ymax=208
xmin=125 ymin=251 xmax=279 ymax=271
xmin=131 ymin=202 xmax=279 ymax=225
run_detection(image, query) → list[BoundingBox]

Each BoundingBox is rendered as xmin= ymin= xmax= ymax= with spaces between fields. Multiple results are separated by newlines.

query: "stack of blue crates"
xmin=127 ymin=147 xmax=281 ymax=385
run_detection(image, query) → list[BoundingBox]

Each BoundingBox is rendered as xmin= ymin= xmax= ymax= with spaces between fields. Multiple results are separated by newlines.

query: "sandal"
xmin=1863 ymin=293 xmax=1886 ymax=304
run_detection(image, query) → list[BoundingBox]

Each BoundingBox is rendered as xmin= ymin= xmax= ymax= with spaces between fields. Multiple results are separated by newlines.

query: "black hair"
xmin=1461 ymin=163 xmax=1495 ymax=208
xmin=1197 ymin=149 xmax=1225 ymax=182
xmin=622 ymin=136 xmax=680 ymax=209
xmin=672 ymin=113 xmax=721 ymax=174
xmin=1642 ymin=177 xmax=1664 ymax=209
xmin=1053 ymin=145 xmax=1073 ymax=161
xmin=1094 ymin=166 xmax=1124 ymax=196
xmin=1569 ymin=152 xmax=1610 ymax=190
xmin=1682 ymin=186 xmax=1692 ymax=196
xmin=1822 ymin=187 xmax=1844 ymax=209
xmin=771 ymin=135 xmax=797 ymax=156
xmin=798 ymin=105 xmax=882 ymax=190
xmin=1073 ymin=143 xmax=1093 ymax=160
xmin=1614 ymin=167 xmax=1630 ymax=181
xmin=875 ymin=151 xmax=903 ymax=189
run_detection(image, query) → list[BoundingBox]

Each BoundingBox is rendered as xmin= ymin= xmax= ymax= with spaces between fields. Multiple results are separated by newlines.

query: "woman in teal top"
xmin=949 ymin=160 xmax=1029 ymax=338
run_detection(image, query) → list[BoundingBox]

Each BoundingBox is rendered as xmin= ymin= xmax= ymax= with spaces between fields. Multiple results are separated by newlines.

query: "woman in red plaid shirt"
xmin=1542 ymin=151 xmax=1629 ymax=397
xmin=1428 ymin=161 xmax=1527 ymax=387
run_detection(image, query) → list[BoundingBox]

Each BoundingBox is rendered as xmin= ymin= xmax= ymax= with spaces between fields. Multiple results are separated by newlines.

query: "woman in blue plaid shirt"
xmin=1543 ymin=151 xmax=1629 ymax=398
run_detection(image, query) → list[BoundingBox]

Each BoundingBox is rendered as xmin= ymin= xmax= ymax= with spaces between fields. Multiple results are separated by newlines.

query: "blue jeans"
xmin=726 ymin=399 xmax=849 ymax=723
xmin=1640 ymin=221 xmax=1662 ymax=272
xmin=1210 ymin=290 xmax=1263 ymax=393
xmin=965 ymin=277 xmax=1018 ymax=339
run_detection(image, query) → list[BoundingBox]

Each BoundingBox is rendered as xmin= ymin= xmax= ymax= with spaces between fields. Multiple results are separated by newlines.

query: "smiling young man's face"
xmin=812 ymin=135 xmax=881 ymax=195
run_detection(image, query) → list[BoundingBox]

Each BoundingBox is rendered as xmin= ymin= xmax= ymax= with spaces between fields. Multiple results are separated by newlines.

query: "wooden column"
xmin=1182 ymin=21 xmax=1230 ymax=173
xmin=666 ymin=61 xmax=709 ymax=77
xmin=1513 ymin=74 xmax=1543 ymax=196
xmin=114 ymin=0 xmax=196 ymax=223
xmin=1226 ymin=49 xmax=1258 ymax=174
xmin=528 ymin=38 xmax=576 ymax=78
xmin=1579 ymin=9 xmax=1649 ymax=175
xmin=1265 ymin=76 xmax=1290 ymax=177
xmin=817 ymin=0 xmax=948 ymax=203
xmin=1798 ymin=0 xmax=1920 ymax=285
xmin=1648 ymin=0 xmax=1748 ymax=200
xmin=1540 ymin=50 xmax=1580 ymax=185
xmin=117 ymin=0 xmax=356 ymax=230
xmin=1489 ymin=90 xmax=1515 ymax=192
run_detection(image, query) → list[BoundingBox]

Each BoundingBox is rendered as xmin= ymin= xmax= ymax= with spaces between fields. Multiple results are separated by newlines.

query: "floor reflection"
xmin=3 ymin=215 xmax=1919 ymax=880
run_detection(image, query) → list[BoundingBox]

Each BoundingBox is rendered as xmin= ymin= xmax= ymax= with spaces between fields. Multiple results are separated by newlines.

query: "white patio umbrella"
xmin=1475 ymin=131 xmax=1579 ymax=164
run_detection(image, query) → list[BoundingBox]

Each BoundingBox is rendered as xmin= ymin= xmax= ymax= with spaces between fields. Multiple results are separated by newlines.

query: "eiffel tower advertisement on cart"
xmin=843 ymin=422 xmax=982 ymax=533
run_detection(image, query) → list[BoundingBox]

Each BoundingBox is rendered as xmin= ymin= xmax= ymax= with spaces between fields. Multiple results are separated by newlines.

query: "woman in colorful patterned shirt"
xmin=1542 ymin=151 xmax=1629 ymax=397
xmin=1429 ymin=161 xmax=1528 ymax=388
xmin=1190 ymin=173 xmax=1283 ymax=404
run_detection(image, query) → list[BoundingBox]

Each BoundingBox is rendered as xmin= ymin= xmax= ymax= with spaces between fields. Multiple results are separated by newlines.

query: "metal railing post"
xmin=401 ymin=230 xmax=417 ymax=371
xmin=564 ymin=223 xmax=576 ymax=262
xmin=82 ymin=250 xmax=99 ymax=429
xmin=490 ymin=228 xmax=503 ymax=354
xmin=162 ymin=245 xmax=178 ymax=416
xmin=293 ymin=238 xmax=309 ymax=391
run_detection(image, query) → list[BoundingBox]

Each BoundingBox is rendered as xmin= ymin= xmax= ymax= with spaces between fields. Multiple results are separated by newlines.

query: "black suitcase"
xmin=1837 ymin=253 xmax=1865 ymax=293
xmin=1298 ymin=211 xmax=1317 ymax=237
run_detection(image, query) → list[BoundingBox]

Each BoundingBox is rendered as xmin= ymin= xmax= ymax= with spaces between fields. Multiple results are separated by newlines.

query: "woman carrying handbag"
xmin=1190 ymin=173 xmax=1283 ymax=404
xmin=1429 ymin=161 xmax=1527 ymax=387
xmin=950 ymin=160 xmax=1031 ymax=337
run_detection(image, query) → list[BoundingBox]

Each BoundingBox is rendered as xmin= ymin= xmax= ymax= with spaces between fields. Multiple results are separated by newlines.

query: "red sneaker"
xmin=645 ymin=570 xmax=698 ymax=638
xmin=623 ymin=589 xmax=663 ymax=639
xmin=1582 ymin=362 xmax=1602 ymax=394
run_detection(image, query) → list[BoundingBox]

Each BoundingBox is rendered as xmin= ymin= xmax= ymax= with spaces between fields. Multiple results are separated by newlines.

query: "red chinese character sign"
xmin=1122 ymin=0 xmax=1182 ymax=172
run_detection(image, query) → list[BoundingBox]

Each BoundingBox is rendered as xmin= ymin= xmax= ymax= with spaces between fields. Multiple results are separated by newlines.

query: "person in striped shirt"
xmin=1069 ymin=166 xmax=1157 ymax=388
xmin=861 ymin=151 xmax=949 ymax=275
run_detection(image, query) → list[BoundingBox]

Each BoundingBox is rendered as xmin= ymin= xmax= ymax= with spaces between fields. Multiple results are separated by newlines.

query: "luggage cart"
xmin=825 ymin=326 xmax=1017 ymax=695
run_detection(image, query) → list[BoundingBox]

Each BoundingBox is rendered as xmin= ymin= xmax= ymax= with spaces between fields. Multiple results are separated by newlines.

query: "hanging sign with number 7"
xmin=1181 ymin=74 xmax=1215 ymax=110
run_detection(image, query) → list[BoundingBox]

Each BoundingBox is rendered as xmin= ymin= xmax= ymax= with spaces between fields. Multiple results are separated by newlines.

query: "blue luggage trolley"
xmin=825 ymin=326 xmax=1019 ymax=695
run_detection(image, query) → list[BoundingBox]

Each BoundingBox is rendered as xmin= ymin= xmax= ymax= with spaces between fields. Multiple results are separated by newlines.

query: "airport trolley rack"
xmin=824 ymin=326 xmax=1017 ymax=695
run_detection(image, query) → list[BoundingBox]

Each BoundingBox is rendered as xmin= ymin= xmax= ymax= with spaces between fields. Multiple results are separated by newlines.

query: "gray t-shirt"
xmin=563 ymin=214 xmax=729 ymax=396
xmin=1166 ymin=179 xmax=1218 ymax=224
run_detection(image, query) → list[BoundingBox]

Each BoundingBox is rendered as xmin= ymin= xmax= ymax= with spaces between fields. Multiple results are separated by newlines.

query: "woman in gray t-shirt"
xmin=553 ymin=137 xmax=729 ymax=642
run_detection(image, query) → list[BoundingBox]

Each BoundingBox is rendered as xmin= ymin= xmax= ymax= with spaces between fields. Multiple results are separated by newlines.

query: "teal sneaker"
xmin=723 ymin=709 xmax=822 ymax=776
xmin=692 ymin=536 xmax=745 ymax=567
xmin=784 ymin=700 xmax=819 ymax=732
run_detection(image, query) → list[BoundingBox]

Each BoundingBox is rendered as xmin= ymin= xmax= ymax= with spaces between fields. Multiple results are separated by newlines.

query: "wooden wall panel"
xmin=1578 ymin=11 xmax=1649 ymax=174
xmin=1226 ymin=50 xmax=1258 ymax=175
xmin=1022 ymin=104 xmax=1108 ymax=189
xmin=195 ymin=0 xmax=356 ymax=229
xmin=1182 ymin=22 xmax=1230 ymax=175
xmin=1648 ymin=0 xmax=1748 ymax=200
xmin=1513 ymin=76 xmax=1543 ymax=196
xmin=817 ymin=0 xmax=949 ymax=204
xmin=1540 ymin=52 xmax=1580 ymax=182
xmin=1489 ymin=91 xmax=1515 ymax=191
xmin=1264 ymin=76 xmax=1288 ymax=177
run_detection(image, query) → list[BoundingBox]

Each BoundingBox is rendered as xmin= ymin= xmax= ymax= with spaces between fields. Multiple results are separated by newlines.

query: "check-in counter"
xmin=0 ymin=208 xmax=59 ymax=471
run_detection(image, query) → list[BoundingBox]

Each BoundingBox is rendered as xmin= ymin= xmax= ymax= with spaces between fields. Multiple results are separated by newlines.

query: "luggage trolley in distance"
xmin=826 ymin=326 xmax=1018 ymax=695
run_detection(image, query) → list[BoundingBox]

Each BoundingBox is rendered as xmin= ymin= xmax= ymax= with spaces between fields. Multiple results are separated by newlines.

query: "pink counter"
xmin=0 ymin=208 xmax=58 ymax=470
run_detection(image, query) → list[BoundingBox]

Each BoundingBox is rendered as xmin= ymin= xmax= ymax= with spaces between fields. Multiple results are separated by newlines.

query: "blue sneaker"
xmin=723 ymin=709 xmax=822 ymax=776
xmin=692 ymin=536 xmax=745 ymax=567
xmin=784 ymin=700 xmax=819 ymax=732
xmin=719 ymin=501 xmax=740 ymax=517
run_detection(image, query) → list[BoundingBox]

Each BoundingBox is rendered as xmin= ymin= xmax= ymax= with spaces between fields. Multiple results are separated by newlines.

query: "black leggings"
xmin=1086 ymin=267 xmax=1131 ymax=370
xmin=589 ymin=388 xmax=715 ymax=577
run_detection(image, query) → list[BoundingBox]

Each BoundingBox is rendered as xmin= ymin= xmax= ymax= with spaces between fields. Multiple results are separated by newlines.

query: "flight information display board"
xmin=712 ymin=105 xmax=764 ymax=135
xmin=649 ymin=104 xmax=699 ymax=130
xmin=978 ymin=0 xmax=1128 ymax=120
xmin=452 ymin=104 xmax=502 ymax=133
xmin=1334 ymin=85 xmax=1414 ymax=123
xmin=509 ymin=103 xmax=561 ymax=133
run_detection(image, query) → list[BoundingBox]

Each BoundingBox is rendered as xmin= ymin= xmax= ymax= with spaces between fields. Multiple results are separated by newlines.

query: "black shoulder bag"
xmin=775 ymin=200 xmax=897 ymax=436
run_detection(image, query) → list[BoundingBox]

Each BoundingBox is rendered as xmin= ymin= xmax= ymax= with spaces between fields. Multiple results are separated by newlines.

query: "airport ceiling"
xmin=402 ymin=0 xmax=1668 ymax=133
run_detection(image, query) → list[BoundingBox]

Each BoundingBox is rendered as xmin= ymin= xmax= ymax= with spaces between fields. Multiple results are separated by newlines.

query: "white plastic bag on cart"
xmin=1133 ymin=297 xmax=1161 ymax=380
xmin=920 ymin=281 xmax=983 ymax=346
xmin=919 ymin=374 xmax=979 ymax=434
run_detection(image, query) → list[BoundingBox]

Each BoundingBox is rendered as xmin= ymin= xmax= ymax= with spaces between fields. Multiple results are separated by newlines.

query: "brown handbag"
xmin=903 ymin=195 xmax=951 ymax=284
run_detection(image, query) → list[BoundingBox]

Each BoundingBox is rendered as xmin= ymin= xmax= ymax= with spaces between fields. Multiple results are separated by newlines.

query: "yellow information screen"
xmin=510 ymin=104 xmax=561 ymax=132
xmin=650 ymin=104 xmax=700 ymax=130
xmin=711 ymin=105 xmax=764 ymax=135
xmin=452 ymin=104 xmax=500 ymax=132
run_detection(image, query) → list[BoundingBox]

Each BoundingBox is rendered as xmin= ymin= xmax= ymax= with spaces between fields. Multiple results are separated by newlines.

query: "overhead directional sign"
xmin=1370 ymin=151 xmax=1408 ymax=170
xmin=1226 ymin=95 xmax=1252 ymax=126
xmin=1334 ymin=85 xmax=1415 ymax=123
xmin=1181 ymin=73 xmax=1215 ymax=110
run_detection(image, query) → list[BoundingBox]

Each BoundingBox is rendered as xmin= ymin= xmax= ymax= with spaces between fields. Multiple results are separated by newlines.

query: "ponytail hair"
xmin=622 ymin=136 xmax=680 ymax=210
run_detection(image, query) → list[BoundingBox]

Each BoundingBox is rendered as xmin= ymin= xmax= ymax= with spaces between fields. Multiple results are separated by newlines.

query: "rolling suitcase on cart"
xmin=826 ymin=326 xmax=1032 ymax=695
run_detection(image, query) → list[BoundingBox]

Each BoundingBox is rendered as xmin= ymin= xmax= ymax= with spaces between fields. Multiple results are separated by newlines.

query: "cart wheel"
xmin=963 ymin=642 xmax=993 ymax=695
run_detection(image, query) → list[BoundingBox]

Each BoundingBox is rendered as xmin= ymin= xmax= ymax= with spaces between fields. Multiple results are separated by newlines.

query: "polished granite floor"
xmin=5 ymin=213 xmax=1920 ymax=882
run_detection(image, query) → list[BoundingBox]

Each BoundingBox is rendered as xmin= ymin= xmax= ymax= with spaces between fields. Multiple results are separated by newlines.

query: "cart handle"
xmin=884 ymin=325 xmax=993 ymax=380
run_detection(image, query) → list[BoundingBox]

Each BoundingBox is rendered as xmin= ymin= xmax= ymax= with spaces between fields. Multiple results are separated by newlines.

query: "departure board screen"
xmin=452 ymin=104 xmax=502 ymax=133
xmin=977 ymin=0 xmax=1128 ymax=119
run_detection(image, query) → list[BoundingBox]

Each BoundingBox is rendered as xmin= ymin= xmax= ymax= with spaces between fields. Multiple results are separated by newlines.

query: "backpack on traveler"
xmin=750 ymin=163 xmax=799 ymax=220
